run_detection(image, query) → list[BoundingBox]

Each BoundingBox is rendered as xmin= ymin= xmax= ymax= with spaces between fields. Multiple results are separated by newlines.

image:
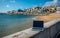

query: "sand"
xmin=36 ymin=13 xmax=60 ymax=22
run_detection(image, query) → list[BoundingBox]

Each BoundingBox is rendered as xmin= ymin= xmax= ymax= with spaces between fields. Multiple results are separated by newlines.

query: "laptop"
xmin=32 ymin=20 xmax=44 ymax=31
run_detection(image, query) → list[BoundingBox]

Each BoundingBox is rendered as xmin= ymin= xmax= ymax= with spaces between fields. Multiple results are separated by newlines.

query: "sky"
xmin=0 ymin=0 xmax=59 ymax=12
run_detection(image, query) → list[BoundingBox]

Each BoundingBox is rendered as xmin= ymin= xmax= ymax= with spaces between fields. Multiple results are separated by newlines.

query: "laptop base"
xmin=32 ymin=27 xmax=44 ymax=31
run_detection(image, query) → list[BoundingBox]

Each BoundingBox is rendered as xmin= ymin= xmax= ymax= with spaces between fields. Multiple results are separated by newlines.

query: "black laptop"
xmin=32 ymin=20 xmax=44 ymax=31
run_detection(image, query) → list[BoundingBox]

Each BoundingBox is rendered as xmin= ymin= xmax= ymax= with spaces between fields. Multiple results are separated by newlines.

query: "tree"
xmin=18 ymin=9 xmax=23 ymax=12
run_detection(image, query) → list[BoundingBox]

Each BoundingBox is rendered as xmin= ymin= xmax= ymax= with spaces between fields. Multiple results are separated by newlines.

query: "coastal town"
xmin=7 ymin=6 xmax=56 ymax=15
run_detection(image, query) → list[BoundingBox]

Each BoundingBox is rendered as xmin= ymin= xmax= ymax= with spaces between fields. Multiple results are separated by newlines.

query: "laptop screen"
xmin=33 ymin=21 xmax=44 ymax=28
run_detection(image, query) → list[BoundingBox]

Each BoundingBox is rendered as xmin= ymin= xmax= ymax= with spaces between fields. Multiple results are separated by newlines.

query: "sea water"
xmin=0 ymin=14 xmax=34 ymax=37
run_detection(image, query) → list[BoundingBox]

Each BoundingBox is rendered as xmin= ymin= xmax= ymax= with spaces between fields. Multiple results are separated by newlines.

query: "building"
xmin=8 ymin=10 xmax=17 ymax=14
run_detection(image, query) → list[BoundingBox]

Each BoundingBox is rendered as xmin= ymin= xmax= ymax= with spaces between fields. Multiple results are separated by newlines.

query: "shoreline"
xmin=0 ymin=14 xmax=34 ymax=38
xmin=0 ymin=21 xmax=32 ymax=38
xmin=2 ymin=12 xmax=60 ymax=38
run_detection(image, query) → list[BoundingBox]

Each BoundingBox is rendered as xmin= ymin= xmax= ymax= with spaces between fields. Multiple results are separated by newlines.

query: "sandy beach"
xmin=35 ymin=13 xmax=60 ymax=22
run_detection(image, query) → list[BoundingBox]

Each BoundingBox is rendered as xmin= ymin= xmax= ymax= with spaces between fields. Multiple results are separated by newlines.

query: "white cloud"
xmin=53 ymin=0 xmax=58 ymax=3
xmin=43 ymin=1 xmax=54 ymax=7
xmin=43 ymin=0 xmax=58 ymax=7
xmin=6 ymin=5 xmax=10 ymax=8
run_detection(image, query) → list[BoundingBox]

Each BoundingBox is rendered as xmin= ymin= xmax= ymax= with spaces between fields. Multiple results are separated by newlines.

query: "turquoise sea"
xmin=0 ymin=13 xmax=34 ymax=37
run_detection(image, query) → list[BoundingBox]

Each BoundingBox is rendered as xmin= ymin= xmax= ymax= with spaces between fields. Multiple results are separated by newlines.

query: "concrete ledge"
xmin=31 ymin=22 xmax=60 ymax=38
xmin=44 ymin=19 xmax=60 ymax=28
xmin=3 ymin=18 xmax=60 ymax=38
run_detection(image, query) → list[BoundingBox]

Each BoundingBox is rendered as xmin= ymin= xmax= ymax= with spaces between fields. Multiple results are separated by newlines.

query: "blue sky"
xmin=0 ymin=0 xmax=59 ymax=12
